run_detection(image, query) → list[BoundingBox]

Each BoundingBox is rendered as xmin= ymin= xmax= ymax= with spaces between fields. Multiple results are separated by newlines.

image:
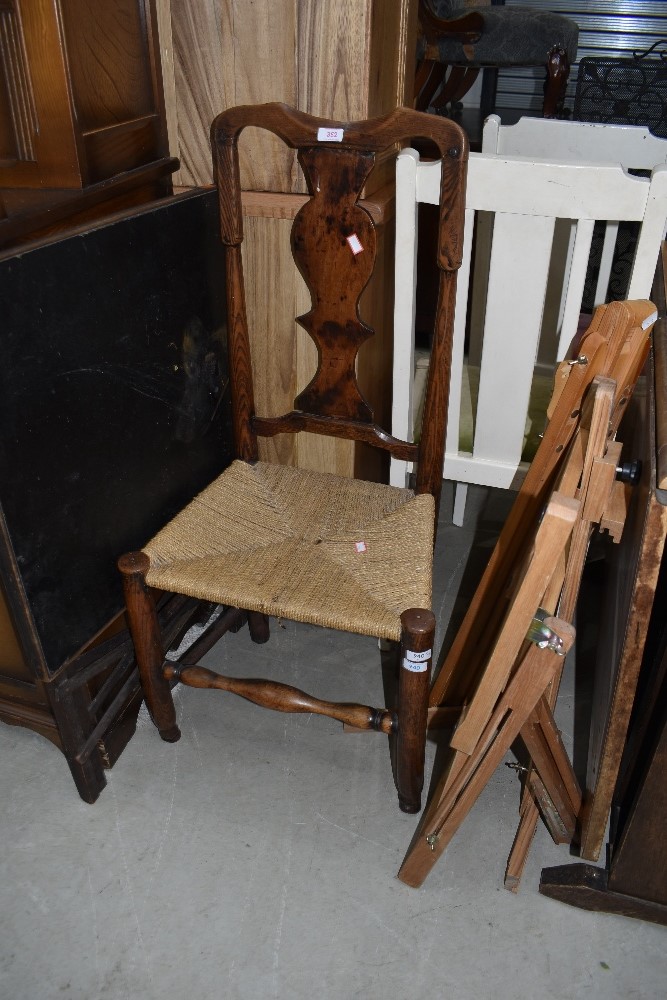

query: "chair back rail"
xmin=483 ymin=115 xmax=667 ymax=310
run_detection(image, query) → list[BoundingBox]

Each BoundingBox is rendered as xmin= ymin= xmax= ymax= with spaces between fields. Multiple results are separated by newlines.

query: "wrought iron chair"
xmin=415 ymin=0 xmax=579 ymax=118
xmin=118 ymin=103 xmax=468 ymax=814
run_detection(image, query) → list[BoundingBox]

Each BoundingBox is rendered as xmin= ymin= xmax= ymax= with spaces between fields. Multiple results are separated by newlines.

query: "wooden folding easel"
xmin=398 ymin=299 xmax=658 ymax=889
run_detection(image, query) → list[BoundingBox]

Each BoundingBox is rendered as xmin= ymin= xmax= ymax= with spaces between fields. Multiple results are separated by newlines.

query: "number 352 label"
xmin=317 ymin=127 xmax=344 ymax=142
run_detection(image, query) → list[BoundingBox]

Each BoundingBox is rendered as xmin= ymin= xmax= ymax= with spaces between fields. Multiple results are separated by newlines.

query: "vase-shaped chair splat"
xmin=293 ymin=147 xmax=376 ymax=422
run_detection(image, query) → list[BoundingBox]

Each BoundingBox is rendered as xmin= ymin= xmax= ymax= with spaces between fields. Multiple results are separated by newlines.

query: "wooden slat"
xmin=627 ymin=167 xmax=667 ymax=299
xmin=415 ymin=154 xmax=651 ymax=221
xmin=444 ymin=208 xmax=475 ymax=459
xmin=450 ymin=494 xmax=579 ymax=756
xmin=472 ymin=212 xmax=555 ymax=475
xmin=557 ymin=218 xmax=595 ymax=359
xmin=390 ymin=149 xmax=419 ymax=488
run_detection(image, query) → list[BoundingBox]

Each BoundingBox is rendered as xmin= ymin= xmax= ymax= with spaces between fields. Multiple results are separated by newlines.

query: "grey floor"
xmin=1 ymin=485 xmax=665 ymax=1000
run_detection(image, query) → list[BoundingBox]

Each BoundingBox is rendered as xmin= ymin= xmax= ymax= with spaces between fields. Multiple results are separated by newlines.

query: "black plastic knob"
xmin=616 ymin=459 xmax=642 ymax=486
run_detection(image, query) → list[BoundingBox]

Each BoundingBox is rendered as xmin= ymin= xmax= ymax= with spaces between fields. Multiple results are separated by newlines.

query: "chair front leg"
xmin=396 ymin=608 xmax=436 ymax=813
xmin=118 ymin=552 xmax=181 ymax=743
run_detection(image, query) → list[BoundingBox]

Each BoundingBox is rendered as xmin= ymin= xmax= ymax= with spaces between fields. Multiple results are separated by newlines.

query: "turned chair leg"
xmin=396 ymin=608 xmax=436 ymax=813
xmin=247 ymin=610 xmax=270 ymax=644
xmin=118 ymin=552 xmax=181 ymax=743
xmin=415 ymin=58 xmax=446 ymax=112
xmin=543 ymin=44 xmax=570 ymax=118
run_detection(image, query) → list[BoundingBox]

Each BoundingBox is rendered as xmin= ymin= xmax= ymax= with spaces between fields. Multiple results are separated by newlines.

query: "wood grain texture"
xmin=368 ymin=0 xmax=418 ymax=118
xmin=396 ymin=608 xmax=435 ymax=812
xmin=1 ymin=0 xmax=169 ymax=199
xmin=60 ymin=0 xmax=154 ymax=129
xmin=449 ymin=494 xmax=578 ymax=756
xmin=241 ymin=185 xmax=393 ymax=225
xmin=118 ymin=553 xmax=180 ymax=742
xmin=0 ymin=0 xmax=79 ymax=187
xmin=429 ymin=301 xmax=655 ymax=708
xmin=153 ymin=0 xmax=179 ymax=162
xmin=161 ymin=0 xmax=415 ymax=188
xmin=167 ymin=0 xmax=297 ymax=189
xmin=297 ymin=0 xmax=371 ymax=121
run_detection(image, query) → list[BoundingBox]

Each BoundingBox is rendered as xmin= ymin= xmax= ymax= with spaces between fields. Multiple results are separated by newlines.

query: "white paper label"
xmin=403 ymin=657 xmax=428 ymax=673
xmin=406 ymin=648 xmax=432 ymax=663
xmin=317 ymin=127 xmax=344 ymax=142
xmin=346 ymin=233 xmax=364 ymax=255
xmin=642 ymin=310 xmax=658 ymax=330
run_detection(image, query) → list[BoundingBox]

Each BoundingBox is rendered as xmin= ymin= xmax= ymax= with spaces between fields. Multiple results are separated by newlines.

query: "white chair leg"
xmin=452 ymin=482 xmax=468 ymax=527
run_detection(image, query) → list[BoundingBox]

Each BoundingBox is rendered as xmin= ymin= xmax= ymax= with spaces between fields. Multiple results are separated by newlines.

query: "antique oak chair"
xmin=415 ymin=0 xmax=579 ymax=119
xmin=118 ymin=103 xmax=468 ymax=814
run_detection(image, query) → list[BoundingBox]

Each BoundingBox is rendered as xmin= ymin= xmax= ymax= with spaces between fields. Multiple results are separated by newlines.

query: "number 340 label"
xmin=403 ymin=648 xmax=432 ymax=673
xmin=317 ymin=127 xmax=344 ymax=142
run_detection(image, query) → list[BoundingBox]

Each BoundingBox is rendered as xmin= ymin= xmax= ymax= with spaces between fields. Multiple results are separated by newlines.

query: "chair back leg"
xmin=247 ymin=610 xmax=270 ymax=644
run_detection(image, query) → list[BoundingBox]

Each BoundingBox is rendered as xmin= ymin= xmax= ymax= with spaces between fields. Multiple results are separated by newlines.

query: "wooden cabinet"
xmin=0 ymin=0 xmax=177 ymax=248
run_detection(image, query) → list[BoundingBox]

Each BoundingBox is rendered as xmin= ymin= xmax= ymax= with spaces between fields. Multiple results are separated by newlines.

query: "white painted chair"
xmin=483 ymin=114 xmax=667 ymax=165
xmin=482 ymin=115 xmax=667 ymax=310
xmin=390 ymin=148 xmax=667 ymax=526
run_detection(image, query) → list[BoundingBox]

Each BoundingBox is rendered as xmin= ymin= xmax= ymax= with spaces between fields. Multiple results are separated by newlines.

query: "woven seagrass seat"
xmin=143 ymin=460 xmax=434 ymax=642
xmin=119 ymin=103 xmax=468 ymax=814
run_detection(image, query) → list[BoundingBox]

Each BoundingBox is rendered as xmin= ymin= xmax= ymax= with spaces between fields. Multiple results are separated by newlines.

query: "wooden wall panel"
xmin=159 ymin=0 xmax=415 ymax=188
xmin=296 ymin=1 xmax=371 ymax=121
xmin=368 ymin=0 xmax=418 ymax=118
xmin=164 ymin=0 xmax=298 ymax=189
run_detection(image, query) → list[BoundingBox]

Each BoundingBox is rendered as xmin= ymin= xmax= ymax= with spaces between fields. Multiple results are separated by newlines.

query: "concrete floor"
xmin=1 ymin=485 xmax=665 ymax=1000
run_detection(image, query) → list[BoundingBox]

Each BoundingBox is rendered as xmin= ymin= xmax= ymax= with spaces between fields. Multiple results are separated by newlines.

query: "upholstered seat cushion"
xmin=142 ymin=460 xmax=435 ymax=642
xmin=420 ymin=4 xmax=579 ymax=67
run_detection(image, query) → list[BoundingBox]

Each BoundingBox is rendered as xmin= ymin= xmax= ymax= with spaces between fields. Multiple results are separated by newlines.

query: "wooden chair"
xmin=416 ymin=0 xmax=579 ymax=119
xmin=390 ymin=147 xmax=667 ymax=525
xmin=118 ymin=103 xmax=468 ymax=815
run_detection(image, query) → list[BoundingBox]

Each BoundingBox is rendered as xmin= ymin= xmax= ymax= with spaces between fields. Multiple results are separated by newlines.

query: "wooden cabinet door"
xmin=0 ymin=0 xmax=168 ymax=190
